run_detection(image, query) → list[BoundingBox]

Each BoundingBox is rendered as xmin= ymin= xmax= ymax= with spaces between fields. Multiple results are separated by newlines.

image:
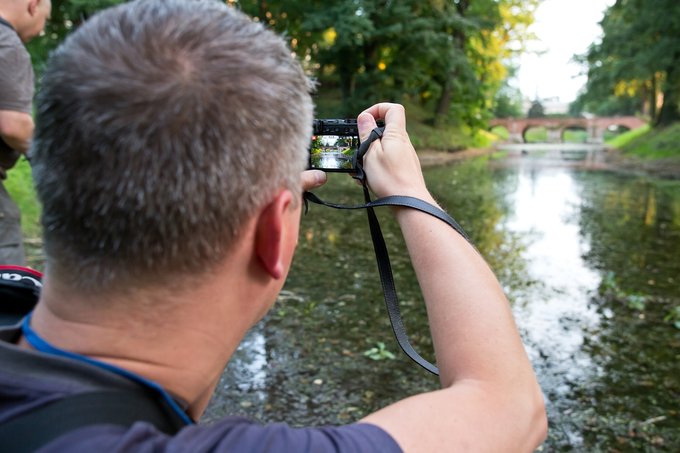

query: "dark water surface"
xmin=205 ymin=149 xmax=680 ymax=451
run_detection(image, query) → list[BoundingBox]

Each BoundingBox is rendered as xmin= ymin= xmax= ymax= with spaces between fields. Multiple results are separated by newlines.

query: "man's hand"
xmin=356 ymin=103 xmax=432 ymax=203
xmin=301 ymin=169 xmax=326 ymax=192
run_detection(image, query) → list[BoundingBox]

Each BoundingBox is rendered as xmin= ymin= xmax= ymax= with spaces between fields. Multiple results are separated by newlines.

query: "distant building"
xmin=522 ymin=96 xmax=569 ymax=116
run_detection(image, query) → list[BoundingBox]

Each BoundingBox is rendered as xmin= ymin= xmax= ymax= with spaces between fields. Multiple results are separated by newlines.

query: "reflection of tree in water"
xmin=425 ymin=160 xmax=528 ymax=296
xmin=572 ymin=173 xmax=680 ymax=450
xmin=578 ymin=173 xmax=680 ymax=293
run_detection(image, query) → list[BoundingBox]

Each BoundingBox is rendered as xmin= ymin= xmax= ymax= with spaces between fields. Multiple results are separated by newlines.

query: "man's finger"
xmin=357 ymin=111 xmax=378 ymax=143
xmin=301 ymin=170 xmax=327 ymax=191
xmin=361 ymin=103 xmax=406 ymax=132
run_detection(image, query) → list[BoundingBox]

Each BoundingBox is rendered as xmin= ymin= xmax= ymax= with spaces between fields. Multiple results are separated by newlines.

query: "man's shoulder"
xmin=0 ymin=338 xmax=401 ymax=452
xmin=0 ymin=26 xmax=34 ymax=114
xmin=41 ymin=417 xmax=403 ymax=453
xmin=0 ymin=26 xmax=29 ymax=65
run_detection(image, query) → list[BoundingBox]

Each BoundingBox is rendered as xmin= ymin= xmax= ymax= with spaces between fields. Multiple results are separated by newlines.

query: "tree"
xmin=578 ymin=0 xmax=680 ymax=126
xmin=28 ymin=0 xmax=538 ymax=134
xmin=27 ymin=0 xmax=125 ymax=75
xmin=527 ymin=100 xmax=544 ymax=118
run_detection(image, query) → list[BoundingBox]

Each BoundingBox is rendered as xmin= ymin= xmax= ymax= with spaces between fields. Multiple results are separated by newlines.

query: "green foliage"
xmin=25 ymin=0 xmax=538 ymax=143
xmin=492 ymin=83 xmax=523 ymax=118
xmin=234 ymin=0 xmax=537 ymax=127
xmin=27 ymin=0 xmax=125 ymax=76
xmin=576 ymin=0 xmax=680 ymax=125
xmin=490 ymin=126 xmax=509 ymax=140
xmin=3 ymin=158 xmax=41 ymax=238
xmin=362 ymin=342 xmax=395 ymax=361
xmin=403 ymin=99 xmax=477 ymax=150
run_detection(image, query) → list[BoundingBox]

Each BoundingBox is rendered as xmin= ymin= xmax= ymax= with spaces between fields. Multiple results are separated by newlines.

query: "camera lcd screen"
xmin=309 ymin=135 xmax=359 ymax=172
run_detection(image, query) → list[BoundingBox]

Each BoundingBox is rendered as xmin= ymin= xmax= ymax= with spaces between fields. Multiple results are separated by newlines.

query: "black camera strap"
xmin=304 ymin=127 xmax=471 ymax=376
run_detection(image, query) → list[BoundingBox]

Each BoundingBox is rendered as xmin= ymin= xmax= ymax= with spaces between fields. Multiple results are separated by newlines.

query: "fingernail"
xmin=314 ymin=170 xmax=327 ymax=186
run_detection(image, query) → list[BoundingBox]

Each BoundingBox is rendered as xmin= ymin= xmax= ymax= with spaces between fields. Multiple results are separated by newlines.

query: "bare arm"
xmin=0 ymin=109 xmax=34 ymax=153
xmin=357 ymin=103 xmax=547 ymax=452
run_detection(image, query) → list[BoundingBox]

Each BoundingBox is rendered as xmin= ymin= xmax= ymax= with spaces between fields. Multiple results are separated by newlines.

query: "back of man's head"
xmin=31 ymin=0 xmax=313 ymax=293
xmin=0 ymin=0 xmax=51 ymax=42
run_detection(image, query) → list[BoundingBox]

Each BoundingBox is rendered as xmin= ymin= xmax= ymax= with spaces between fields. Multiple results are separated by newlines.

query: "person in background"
xmin=0 ymin=0 xmax=51 ymax=264
xmin=0 ymin=1 xmax=547 ymax=451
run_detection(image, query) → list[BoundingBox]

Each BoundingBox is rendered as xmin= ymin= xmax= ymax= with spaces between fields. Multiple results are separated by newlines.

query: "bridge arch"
xmin=489 ymin=116 xmax=646 ymax=144
xmin=561 ymin=124 xmax=588 ymax=143
xmin=522 ymin=125 xmax=547 ymax=143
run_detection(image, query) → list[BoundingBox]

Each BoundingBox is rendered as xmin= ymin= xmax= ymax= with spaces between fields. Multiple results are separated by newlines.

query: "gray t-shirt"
xmin=0 ymin=324 xmax=402 ymax=452
xmin=0 ymin=17 xmax=34 ymax=175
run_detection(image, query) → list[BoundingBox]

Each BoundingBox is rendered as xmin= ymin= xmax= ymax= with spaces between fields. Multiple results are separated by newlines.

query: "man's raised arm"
xmin=0 ymin=109 xmax=34 ymax=153
xmin=357 ymin=103 xmax=547 ymax=452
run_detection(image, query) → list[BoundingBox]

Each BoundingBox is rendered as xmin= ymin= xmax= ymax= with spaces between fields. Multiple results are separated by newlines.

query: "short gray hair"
xmin=32 ymin=0 xmax=314 ymax=292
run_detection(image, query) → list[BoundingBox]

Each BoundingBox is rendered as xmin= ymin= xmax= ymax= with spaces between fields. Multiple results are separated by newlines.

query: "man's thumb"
xmin=357 ymin=112 xmax=377 ymax=143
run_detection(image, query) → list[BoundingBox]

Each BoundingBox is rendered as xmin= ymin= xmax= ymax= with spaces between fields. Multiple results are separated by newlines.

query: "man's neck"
xmin=0 ymin=15 xmax=15 ymax=31
xmin=22 ymin=252 xmax=273 ymax=420
xmin=0 ymin=7 xmax=19 ymax=32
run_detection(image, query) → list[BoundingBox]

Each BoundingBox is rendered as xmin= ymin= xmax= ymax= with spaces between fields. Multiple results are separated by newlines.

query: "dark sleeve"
xmin=40 ymin=418 xmax=403 ymax=453
xmin=0 ymin=37 xmax=34 ymax=114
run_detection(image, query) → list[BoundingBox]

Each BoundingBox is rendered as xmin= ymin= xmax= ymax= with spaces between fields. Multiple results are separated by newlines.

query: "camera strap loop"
xmin=304 ymin=190 xmax=471 ymax=376
xmin=304 ymin=127 xmax=471 ymax=375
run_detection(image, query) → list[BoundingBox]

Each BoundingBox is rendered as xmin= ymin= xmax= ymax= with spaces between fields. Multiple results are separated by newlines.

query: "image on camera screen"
xmin=309 ymin=135 xmax=359 ymax=171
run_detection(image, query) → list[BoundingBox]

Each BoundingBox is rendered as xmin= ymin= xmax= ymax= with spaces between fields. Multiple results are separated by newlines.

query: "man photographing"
xmin=0 ymin=0 xmax=51 ymax=265
xmin=0 ymin=0 xmax=547 ymax=451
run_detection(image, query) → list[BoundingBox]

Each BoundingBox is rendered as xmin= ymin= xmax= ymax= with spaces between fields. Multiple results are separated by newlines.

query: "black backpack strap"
xmin=0 ymin=389 xmax=188 ymax=452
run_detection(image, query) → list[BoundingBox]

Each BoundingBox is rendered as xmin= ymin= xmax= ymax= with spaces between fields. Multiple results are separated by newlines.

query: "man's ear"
xmin=254 ymin=190 xmax=294 ymax=280
xmin=28 ymin=0 xmax=38 ymax=16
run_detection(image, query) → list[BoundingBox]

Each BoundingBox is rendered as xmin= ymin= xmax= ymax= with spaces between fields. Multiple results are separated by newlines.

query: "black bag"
xmin=0 ymin=265 xmax=41 ymax=325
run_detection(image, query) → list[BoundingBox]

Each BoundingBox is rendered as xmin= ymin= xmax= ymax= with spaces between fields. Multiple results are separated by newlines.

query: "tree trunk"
xmin=338 ymin=47 xmax=357 ymax=114
xmin=432 ymin=0 xmax=468 ymax=125
xmin=656 ymin=55 xmax=680 ymax=127
xmin=434 ymin=78 xmax=453 ymax=126
xmin=649 ymin=74 xmax=657 ymax=122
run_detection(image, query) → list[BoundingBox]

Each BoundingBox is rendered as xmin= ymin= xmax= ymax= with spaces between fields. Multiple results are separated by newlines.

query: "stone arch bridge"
xmin=489 ymin=116 xmax=646 ymax=143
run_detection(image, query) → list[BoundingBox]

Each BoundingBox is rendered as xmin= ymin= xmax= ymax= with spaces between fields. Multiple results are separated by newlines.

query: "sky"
xmin=514 ymin=0 xmax=616 ymax=104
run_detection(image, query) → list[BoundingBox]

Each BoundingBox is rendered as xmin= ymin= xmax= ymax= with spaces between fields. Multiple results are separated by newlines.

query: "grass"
xmin=4 ymin=157 xmax=44 ymax=269
xmin=563 ymin=129 xmax=588 ymax=143
xmin=606 ymin=124 xmax=651 ymax=149
xmin=524 ymin=127 xmax=547 ymax=143
xmin=4 ymin=157 xmax=41 ymax=239
xmin=617 ymin=123 xmax=680 ymax=160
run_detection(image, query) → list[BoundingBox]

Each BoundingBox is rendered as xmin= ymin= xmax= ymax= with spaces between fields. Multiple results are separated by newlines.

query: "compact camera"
xmin=309 ymin=119 xmax=361 ymax=172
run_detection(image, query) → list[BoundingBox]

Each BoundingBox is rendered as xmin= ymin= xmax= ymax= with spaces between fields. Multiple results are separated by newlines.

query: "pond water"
xmin=205 ymin=146 xmax=680 ymax=451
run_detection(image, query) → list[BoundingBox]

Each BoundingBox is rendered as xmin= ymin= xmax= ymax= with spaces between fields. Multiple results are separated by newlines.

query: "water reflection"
xmin=204 ymin=151 xmax=680 ymax=450
xmin=498 ymin=164 xmax=603 ymax=447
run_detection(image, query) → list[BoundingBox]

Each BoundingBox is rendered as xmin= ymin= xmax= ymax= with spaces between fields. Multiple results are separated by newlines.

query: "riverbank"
xmin=417 ymin=122 xmax=680 ymax=179
xmin=605 ymin=122 xmax=680 ymax=179
xmin=417 ymin=147 xmax=495 ymax=168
